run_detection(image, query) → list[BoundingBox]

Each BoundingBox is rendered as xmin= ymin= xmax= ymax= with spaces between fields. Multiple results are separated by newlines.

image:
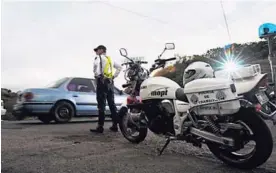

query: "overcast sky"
xmin=1 ymin=0 xmax=276 ymax=91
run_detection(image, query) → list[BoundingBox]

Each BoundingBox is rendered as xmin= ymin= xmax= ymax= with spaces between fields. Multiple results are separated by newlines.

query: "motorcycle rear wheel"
xmin=207 ymin=107 xmax=273 ymax=169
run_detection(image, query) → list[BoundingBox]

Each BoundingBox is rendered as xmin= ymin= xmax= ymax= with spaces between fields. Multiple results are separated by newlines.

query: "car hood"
xmin=114 ymin=94 xmax=127 ymax=104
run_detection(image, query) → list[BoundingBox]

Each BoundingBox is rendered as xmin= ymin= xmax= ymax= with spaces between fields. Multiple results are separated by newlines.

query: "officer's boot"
xmin=109 ymin=123 xmax=118 ymax=132
xmin=90 ymin=110 xmax=105 ymax=133
xmin=90 ymin=125 xmax=104 ymax=133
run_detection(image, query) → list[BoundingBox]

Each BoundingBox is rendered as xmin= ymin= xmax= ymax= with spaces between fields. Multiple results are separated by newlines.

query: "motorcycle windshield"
xmin=151 ymin=60 xmax=177 ymax=77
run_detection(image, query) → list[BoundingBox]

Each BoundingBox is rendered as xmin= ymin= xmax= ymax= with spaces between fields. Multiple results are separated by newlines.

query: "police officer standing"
xmin=90 ymin=45 xmax=122 ymax=133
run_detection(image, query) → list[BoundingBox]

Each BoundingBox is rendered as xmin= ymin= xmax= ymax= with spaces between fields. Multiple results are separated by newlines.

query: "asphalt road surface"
xmin=1 ymin=119 xmax=276 ymax=173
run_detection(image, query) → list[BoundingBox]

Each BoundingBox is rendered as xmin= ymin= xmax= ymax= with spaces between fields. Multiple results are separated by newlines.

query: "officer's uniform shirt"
xmin=93 ymin=54 xmax=122 ymax=78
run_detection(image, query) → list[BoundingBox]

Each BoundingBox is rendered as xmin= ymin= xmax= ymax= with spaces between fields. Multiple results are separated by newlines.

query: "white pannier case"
xmin=184 ymin=78 xmax=241 ymax=115
xmin=215 ymin=64 xmax=261 ymax=80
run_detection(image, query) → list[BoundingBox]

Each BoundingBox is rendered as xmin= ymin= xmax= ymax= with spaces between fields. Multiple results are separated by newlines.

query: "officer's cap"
xmin=94 ymin=45 xmax=107 ymax=52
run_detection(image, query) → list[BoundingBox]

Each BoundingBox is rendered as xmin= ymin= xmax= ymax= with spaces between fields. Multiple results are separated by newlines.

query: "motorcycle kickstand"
xmin=157 ymin=136 xmax=176 ymax=156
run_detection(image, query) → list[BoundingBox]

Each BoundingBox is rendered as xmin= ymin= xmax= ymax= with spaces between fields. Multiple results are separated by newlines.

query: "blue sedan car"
xmin=13 ymin=77 xmax=126 ymax=123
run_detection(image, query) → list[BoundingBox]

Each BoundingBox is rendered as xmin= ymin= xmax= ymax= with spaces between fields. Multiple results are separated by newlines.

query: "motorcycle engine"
xmin=144 ymin=101 xmax=175 ymax=135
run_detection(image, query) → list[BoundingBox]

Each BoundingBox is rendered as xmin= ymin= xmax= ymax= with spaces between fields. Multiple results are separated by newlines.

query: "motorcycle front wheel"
xmin=207 ymin=107 xmax=273 ymax=169
xmin=118 ymin=107 xmax=148 ymax=144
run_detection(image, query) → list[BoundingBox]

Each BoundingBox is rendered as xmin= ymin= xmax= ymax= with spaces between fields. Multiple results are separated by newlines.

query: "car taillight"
xmin=24 ymin=92 xmax=34 ymax=101
xmin=257 ymin=76 xmax=268 ymax=88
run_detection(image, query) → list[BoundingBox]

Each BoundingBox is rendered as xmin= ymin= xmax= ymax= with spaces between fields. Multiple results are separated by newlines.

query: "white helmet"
xmin=183 ymin=61 xmax=214 ymax=85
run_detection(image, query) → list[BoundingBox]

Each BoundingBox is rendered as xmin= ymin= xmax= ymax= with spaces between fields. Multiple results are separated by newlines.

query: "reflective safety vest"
xmin=103 ymin=56 xmax=114 ymax=78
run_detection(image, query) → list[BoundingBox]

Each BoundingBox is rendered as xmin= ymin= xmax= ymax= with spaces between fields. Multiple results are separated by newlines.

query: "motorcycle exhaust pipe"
xmin=190 ymin=127 xmax=235 ymax=147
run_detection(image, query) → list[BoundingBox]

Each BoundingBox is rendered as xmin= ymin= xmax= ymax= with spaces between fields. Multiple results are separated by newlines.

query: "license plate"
xmin=255 ymin=91 xmax=269 ymax=105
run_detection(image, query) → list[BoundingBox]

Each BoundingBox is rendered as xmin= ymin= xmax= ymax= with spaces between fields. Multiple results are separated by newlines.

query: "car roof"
xmin=65 ymin=77 xmax=122 ymax=90
xmin=66 ymin=77 xmax=95 ymax=81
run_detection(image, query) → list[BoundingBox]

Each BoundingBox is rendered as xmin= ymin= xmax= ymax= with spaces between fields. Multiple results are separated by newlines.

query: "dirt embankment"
xmin=1 ymin=88 xmax=18 ymax=120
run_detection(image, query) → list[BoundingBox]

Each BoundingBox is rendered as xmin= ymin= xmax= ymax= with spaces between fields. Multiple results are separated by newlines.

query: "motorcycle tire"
xmin=207 ymin=107 xmax=273 ymax=169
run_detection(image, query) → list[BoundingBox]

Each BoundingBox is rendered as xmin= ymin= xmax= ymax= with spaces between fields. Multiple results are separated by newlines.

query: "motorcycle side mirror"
xmin=120 ymin=48 xmax=128 ymax=57
xmin=158 ymin=43 xmax=175 ymax=59
xmin=165 ymin=43 xmax=175 ymax=50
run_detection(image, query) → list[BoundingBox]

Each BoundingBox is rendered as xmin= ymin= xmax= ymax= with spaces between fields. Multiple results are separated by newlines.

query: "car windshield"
xmin=46 ymin=77 xmax=69 ymax=88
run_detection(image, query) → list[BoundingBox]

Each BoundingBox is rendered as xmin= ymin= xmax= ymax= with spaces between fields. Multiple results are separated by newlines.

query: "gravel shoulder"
xmin=1 ymin=119 xmax=276 ymax=173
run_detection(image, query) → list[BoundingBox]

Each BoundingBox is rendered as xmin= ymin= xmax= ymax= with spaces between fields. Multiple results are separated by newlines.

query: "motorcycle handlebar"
xmin=155 ymin=57 xmax=176 ymax=63
xmin=166 ymin=57 xmax=177 ymax=61
xmin=150 ymin=57 xmax=176 ymax=72
xmin=121 ymin=62 xmax=132 ymax=66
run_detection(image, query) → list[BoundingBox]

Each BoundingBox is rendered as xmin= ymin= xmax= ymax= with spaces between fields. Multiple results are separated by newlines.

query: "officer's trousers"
xmin=96 ymin=77 xmax=118 ymax=126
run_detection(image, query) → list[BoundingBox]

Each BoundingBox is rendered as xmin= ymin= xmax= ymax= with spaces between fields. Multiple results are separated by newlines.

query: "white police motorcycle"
xmin=118 ymin=43 xmax=273 ymax=169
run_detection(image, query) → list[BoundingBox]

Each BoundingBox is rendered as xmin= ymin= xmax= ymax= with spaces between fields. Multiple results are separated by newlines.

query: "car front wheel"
xmin=52 ymin=101 xmax=74 ymax=123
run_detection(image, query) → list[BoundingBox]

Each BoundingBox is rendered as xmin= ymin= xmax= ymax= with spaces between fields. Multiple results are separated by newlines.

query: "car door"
xmin=67 ymin=78 xmax=98 ymax=116
xmin=112 ymin=85 xmax=127 ymax=105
